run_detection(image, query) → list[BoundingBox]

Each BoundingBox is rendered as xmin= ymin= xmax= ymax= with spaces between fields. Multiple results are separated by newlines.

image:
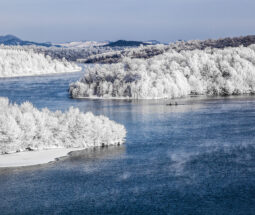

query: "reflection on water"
xmin=64 ymin=145 xmax=126 ymax=163
xmin=0 ymin=145 xmax=126 ymax=175
xmin=1 ymin=73 xmax=255 ymax=214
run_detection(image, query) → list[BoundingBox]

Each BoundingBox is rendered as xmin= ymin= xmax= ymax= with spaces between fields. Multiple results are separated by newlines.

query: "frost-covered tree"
xmin=70 ymin=45 xmax=255 ymax=99
xmin=0 ymin=46 xmax=81 ymax=77
xmin=0 ymin=97 xmax=126 ymax=154
xmin=80 ymin=35 xmax=255 ymax=64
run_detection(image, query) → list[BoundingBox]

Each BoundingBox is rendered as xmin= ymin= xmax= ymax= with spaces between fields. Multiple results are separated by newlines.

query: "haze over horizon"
xmin=0 ymin=0 xmax=254 ymax=43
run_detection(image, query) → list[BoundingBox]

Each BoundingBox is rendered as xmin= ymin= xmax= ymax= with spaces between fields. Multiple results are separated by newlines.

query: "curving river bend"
xmin=0 ymin=72 xmax=255 ymax=214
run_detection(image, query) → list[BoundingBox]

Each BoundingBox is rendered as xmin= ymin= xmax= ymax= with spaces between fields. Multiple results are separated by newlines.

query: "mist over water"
xmin=0 ymin=73 xmax=255 ymax=214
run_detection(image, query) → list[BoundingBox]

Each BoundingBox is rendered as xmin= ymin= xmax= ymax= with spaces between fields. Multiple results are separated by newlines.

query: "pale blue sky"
xmin=0 ymin=0 xmax=254 ymax=43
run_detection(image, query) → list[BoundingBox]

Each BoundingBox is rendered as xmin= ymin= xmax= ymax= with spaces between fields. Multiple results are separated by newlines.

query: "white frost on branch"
xmin=0 ymin=97 xmax=126 ymax=154
xmin=0 ymin=46 xmax=81 ymax=77
xmin=70 ymin=45 xmax=255 ymax=99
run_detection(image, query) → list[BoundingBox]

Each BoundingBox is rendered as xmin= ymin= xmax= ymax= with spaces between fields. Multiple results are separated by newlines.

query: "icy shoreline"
xmin=0 ymin=148 xmax=84 ymax=167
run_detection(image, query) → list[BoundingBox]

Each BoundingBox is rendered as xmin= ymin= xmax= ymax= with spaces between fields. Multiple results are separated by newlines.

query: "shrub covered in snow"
xmin=0 ymin=46 xmax=81 ymax=77
xmin=70 ymin=45 xmax=255 ymax=99
xmin=0 ymin=97 xmax=126 ymax=154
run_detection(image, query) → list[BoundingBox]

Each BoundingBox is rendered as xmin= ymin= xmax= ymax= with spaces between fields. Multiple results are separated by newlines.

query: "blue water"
xmin=0 ymin=73 xmax=255 ymax=214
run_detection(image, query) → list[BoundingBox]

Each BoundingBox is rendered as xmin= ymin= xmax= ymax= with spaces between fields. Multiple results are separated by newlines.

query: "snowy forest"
xmin=70 ymin=45 xmax=255 ymax=99
xmin=0 ymin=97 xmax=126 ymax=154
xmin=0 ymin=45 xmax=81 ymax=77
xmin=80 ymin=35 xmax=255 ymax=64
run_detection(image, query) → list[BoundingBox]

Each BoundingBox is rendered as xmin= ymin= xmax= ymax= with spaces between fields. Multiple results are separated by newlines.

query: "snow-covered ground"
xmin=0 ymin=97 xmax=126 ymax=155
xmin=0 ymin=148 xmax=84 ymax=167
xmin=70 ymin=45 xmax=255 ymax=99
xmin=57 ymin=41 xmax=108 ymax=48
xmin=0 ymin=46 xmax=81 ymax=77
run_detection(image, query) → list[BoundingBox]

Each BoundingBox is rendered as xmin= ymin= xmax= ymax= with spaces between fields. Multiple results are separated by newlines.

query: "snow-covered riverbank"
xmin=0 ymin=97 xmax=126 ymax=166
xmin=0 ymin=148 xmax=84 ymax=167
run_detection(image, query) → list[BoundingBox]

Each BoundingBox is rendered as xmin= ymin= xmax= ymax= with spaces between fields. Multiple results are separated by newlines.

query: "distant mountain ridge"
xmin=0 ymin=35 xmax=57 ymax=47
xmin=57 ymin=41 xmax=109 ymax=48
xmin=60 ymin=40 xmax=162 ymax=48
xmin=0 ymin=35 xmax=20 ymax=43
xmin=0 ymin=35 xmax=163 ymax=48
xmin=104 ymin=40 xmax=150 ymax=47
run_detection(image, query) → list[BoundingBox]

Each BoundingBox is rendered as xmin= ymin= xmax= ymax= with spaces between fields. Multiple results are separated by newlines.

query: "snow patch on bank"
xmin=0 ymin=97 xmax=126 ymax=154
xmin=0 ymin=148 xmax=84 ymax=167
xmin=0 ymin=46 xmax=81 ymax=78
xmin=70 ymin=45 xmax=255 ymax=99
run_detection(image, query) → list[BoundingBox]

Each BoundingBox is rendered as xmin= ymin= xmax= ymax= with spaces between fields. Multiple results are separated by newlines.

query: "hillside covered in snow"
xmin=29 ymin=40 xmax=161 ymax=62
xmin=0 ymin=46 xmax=81 ymax=78
xmin=70 ymin=45 xmax=255 ymax=99
xmin=0 ymin=34 xmax=55 ymax=47
xmin=57 ymin=41 xmax=109 ymax=48
xmin=81 ymin=35 xmax=255 ymax=64
xmin=0 ymin=97 xmax=126 ymax=154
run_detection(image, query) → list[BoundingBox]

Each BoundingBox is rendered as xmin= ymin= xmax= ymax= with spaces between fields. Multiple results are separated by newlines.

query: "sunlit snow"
xmin=70 ymin=45 xmax=255 ymax=99
xmin=0 ymin=46 xmax=81 ymax=77
xmin=0 ymin=97 xmax=126 ymax=154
